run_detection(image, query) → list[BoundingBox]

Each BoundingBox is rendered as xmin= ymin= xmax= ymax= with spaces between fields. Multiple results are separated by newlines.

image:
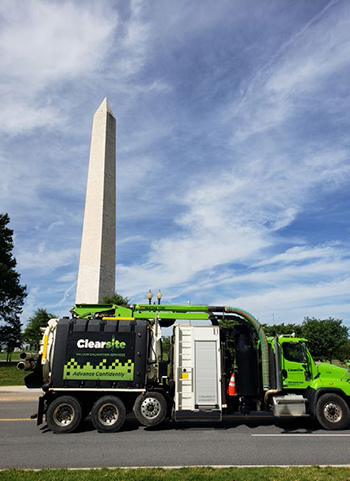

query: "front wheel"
xmin=91 ymin=396 xmax=126 ymax=433
xmin=133 ymin=391 xmax=167 ymax=427
xmin=46 ymin=396 xmax=82 ymax=434
xmin=316 ymin=393 xmax=350 ymax=430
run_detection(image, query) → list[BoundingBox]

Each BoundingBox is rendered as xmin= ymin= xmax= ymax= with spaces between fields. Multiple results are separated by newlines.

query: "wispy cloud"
xmin=18 ymin=243 xmax=79 ymax=273
xmin=117 ymin=145 xmax=350 ymax=293
xmin=0 ymin=1 xmax=117 ymax=135
xmin=225 ymin=1 xmax=350 ymax=142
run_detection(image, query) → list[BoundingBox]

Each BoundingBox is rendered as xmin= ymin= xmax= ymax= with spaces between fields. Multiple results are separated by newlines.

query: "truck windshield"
xmin=282 ymin=342 xmax=307 ymax=363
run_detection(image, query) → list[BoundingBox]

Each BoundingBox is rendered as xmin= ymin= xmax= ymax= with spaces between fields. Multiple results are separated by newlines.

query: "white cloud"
xmin=56 ymin=272 xmax=77 ymax=283
xmin=116 ymin=0 xmax=149 ymax=78
xmin=117 ymin=156 xmax=162 ymax=189
xmin=21 ymin=287 xmax=39 ymax=325
xmin=0 ymin=0 xmax=117 ymax=134
xmin=48 ymin=220 xmax=65 ymax=231
xmin=18 ymin=243 xmax=79 ymax=273
xmin=266 ymin=13 xmax=350 ymax=95
xmin=255 ymin=244 xmax=344 ymax=267
xmin=1 ymin=1 xmax=116 ymax=84
xmin=116 ymin=142 xmax=350 ymax=310
xmin=225 ymin=2 xmax=350 ymax=141
xmin=56 ymin=281 xmax=76 ymax=307
xmin=233 ymin=277 xmax=350 ymax=324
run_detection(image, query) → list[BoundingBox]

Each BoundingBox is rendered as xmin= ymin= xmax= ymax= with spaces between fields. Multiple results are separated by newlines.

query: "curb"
xmin=0 ymin=386 xmax=42 ymax=393
xmin=1 ymin=465 xmax=350 ymax=471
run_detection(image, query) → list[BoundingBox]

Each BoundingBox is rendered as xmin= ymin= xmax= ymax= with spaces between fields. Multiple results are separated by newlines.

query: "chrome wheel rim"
xmin=324 ymin=402 xmax=342 ymax=423
xmin=98 ymin=403 xmax=119 ymax=426
xmin=141 ymin=397 xmax=161 ymax=419
xmin=53 ymin=403 xmax=75 ymax=427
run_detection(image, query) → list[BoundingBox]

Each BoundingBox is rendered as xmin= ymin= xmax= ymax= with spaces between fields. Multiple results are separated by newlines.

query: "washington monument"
xmin=75 ymin=98 xmax=116 ymax=304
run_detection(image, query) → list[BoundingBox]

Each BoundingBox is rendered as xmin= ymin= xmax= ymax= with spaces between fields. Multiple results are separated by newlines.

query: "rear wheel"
xmin=133 ymin=391 xmax=167 ymax=427
xmin=46 ymin=396 xmax=82 ymax=434
xmin=316 ymin=393 xmax=350 ymax=430
xmin=91 ymin=396 xmax=126 ymax=433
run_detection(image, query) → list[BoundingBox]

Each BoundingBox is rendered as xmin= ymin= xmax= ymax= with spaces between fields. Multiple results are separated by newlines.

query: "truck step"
xmin=272 ymin=394 xmax=307 ymax=417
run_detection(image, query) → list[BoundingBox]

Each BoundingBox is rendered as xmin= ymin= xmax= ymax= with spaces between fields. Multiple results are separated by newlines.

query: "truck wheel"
xmin=133 ymin=391 xmax=167 ymax=427
xmin=46 ymin=396 xmax=82 ymax=434
xmin=91 ymin=396 xmax=126 ymax=433
xmin=316 ymin=393 xmax=350 ymax=430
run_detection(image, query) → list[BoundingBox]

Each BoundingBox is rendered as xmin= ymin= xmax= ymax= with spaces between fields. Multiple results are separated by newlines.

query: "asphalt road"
xmin=1 ymin=392 xmax=350 ymax=469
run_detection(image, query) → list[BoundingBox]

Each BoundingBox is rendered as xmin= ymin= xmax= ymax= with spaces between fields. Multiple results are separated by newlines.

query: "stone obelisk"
xmin=76 ymin=98 xmax=116 ymax=304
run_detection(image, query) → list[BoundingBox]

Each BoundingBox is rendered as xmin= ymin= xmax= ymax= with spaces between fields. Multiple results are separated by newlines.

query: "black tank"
xmin=50 ymin=318 xmax=149 ymax=389
xmin=235 ymin=325 xmax=259 ymax=396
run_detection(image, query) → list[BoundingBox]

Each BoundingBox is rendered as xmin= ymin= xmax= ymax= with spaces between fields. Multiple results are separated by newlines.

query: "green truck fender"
xmin=305 ymin=383 xmax=350 ymax=419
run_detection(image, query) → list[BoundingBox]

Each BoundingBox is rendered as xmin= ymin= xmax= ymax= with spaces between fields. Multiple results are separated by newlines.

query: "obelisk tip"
xmin=96 ymin=97 xmax=114 ymax=117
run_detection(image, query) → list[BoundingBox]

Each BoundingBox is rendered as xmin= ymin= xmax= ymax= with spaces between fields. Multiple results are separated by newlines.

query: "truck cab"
xmin=268 ymin=336 xmax=350 ymax=429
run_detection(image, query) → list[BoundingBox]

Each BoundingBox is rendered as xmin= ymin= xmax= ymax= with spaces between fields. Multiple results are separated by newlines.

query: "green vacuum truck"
xmin=20 ymin=300 xmax=350 ymax=433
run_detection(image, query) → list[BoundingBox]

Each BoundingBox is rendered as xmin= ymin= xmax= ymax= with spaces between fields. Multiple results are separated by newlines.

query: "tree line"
xmin=261 ymin=319 xmax=350 ymax=363
xmin=0 ymin=212 xmax=349 ymax=363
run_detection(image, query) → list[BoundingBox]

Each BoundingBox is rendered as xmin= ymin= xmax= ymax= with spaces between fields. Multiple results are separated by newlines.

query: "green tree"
xmin=218 ymin=318 xmax=243 ymax=360
xmin=0 ymin=213 xmax=27 ymax=360
xmin=262 ymin=323 xmax=303 ymax=337
xmin=301 ymin=317 xmax=349 ymax=363
xmin=0 ymin=321 xmax=22 ymax=361
xmin=22 ymin=308 xmax=56 ymax=351
xmin=162 ymin=336 xmax=171 ymax=360
xmin=337 ymin=340 xmax=350 ymax=364
xmin=102 ymin=293 xmax=130 ymax=305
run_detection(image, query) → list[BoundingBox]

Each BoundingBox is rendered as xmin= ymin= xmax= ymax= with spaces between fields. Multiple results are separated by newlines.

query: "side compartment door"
xmin=193 ymin=327 xmax=222 ymax=409
xmin=173 ymin=325 xmax=222 ymax=413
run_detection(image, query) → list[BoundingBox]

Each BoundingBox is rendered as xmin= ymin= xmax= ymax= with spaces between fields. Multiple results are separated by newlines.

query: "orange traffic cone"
xmin=227 ymin=372 xmax=237 ymax=396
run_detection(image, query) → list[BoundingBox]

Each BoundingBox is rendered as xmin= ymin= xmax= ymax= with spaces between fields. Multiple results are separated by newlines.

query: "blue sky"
xmin=1 ymin=0 xmax=350 ymax=328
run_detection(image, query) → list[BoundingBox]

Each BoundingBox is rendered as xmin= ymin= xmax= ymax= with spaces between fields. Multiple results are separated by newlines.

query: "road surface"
xmin=1 ymin=389 xmax=350 ymax=469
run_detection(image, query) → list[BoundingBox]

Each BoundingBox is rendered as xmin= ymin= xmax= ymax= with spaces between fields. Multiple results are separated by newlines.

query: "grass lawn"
xmin=0 ymin=352 xmax=21 ymax=361
xmin=0 ymin=467 xmax=350 ymax=481
xmin=0 ymin=362 xmax=27 ymax=386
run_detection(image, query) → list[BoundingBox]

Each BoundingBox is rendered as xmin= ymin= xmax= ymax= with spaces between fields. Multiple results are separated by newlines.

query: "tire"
xmin=91 ymin=396 xmax=126 ymax=433
xmin=46 ymin=396 xmax=82 ymax=434
xmin=133 ymin=391 xmax=167 ymax=427
xmin=316 ymin=393 xmax=350 ymax=430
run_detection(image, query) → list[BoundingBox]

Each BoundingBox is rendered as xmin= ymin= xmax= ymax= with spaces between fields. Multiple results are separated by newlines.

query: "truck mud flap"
xmin=37 ymin=396 xmax=45 ymax=426
xmin=24 ymin=354 xmax=44 ymax=389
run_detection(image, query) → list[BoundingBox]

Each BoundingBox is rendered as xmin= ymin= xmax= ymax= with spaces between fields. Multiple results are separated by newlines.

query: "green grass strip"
xmin=0 ymin=352 xmax=20 ymax=361
xmin=1 ymin=467 xmax=350 ymax=481
xmin=0 ymin=363 xmax=26 ymax=386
